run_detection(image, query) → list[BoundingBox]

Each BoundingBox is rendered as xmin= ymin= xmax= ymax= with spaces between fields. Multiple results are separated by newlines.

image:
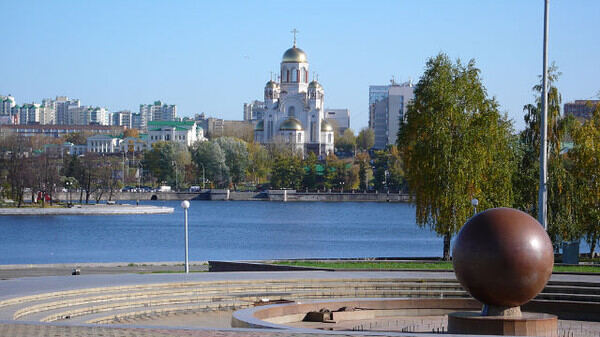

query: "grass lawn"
xmin=272 ymin=260 xmax=600 ymax=274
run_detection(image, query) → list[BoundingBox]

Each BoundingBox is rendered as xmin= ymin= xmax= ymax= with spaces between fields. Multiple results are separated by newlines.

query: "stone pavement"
xmin=0 ymin=322 xmax=363 ymax=337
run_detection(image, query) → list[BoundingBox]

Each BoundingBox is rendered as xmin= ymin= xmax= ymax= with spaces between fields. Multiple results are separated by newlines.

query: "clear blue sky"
xmin=2 ymin=0 xmax=598 ymax=131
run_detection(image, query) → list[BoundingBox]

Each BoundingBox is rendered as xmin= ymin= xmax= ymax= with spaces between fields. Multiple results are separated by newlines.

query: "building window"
xmin=291 ymin=68 xmax=298 ymax=82
xmin=288 ymin=106 xmax=295 ymax=117
xmin=297 ymin=133 xmax=302 ymax=142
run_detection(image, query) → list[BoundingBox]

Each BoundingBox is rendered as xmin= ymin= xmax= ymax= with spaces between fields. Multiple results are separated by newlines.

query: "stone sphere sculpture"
xmin=452 ymin=207 xmax=554 ymax=308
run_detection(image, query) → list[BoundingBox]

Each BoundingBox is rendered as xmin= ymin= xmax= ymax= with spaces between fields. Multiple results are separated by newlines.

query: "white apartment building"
xmin=68 ymin=106 xmax=108 ymax=125
xmin=139 ymin=101 xmax=177 ymax=130
xmin=1 ymin=95 xmax=16 ymax=116
xmin=112 ymin=110 xmax=132 ymax=128
xmin=18 ymin=104 xmax=41 ymax=124
xmin=55 ymin=97 xmax=80 ymax=125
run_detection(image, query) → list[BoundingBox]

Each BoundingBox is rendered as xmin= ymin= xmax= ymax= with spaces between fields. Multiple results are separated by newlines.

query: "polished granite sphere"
xmin=452 ymin=207 xmax=554 ymax=307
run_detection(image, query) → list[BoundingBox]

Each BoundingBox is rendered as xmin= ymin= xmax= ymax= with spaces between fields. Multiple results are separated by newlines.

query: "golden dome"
xmin=254 ymin=120 xmax=264 ymax=131
xmin=282 ymin=47 xmax=308 ymax=63
xmin=279 ymin=117 xmax=304 ymax=131
xmin=321 ymin=119 xmax=334 ymax=132
xmin=265 ymin=80 xmax=278 ymax=88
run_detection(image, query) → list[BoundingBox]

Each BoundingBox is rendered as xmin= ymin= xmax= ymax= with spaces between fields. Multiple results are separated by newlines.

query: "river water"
xmin=0 ymin=201 xmax=590 ymax=264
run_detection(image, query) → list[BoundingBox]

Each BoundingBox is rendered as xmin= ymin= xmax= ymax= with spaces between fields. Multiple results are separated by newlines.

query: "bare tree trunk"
xmin=443 ymin=232 xmax=452 ymax=261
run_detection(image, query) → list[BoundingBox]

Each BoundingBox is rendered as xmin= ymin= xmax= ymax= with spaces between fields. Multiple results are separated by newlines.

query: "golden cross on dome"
xmin=290 ymin=28 xmax=299 ymax=47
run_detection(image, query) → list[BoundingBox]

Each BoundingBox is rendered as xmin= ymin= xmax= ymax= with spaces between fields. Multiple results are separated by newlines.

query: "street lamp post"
xmin=539 ymin=0 xmax=550 ymax=231
xmin=471 ymin=198 xmax=479 ymax=216
xmin=181 ymin=200 xmax=190 ymax=274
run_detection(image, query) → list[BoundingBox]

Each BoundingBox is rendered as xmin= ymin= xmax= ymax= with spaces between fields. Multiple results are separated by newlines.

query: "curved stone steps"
xmin=3 ymin=277 xmax=598 ymax=326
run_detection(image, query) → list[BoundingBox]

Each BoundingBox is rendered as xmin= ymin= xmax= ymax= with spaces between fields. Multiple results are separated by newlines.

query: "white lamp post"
xmin=471 ymin=198 xmax=479 ymax=216
xmin=181 ymin=200 xmax=190 ymax=273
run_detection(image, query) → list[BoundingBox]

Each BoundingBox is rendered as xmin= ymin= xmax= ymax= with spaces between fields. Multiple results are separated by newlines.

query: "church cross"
xmin=291 ymin=28 xmax=299 ymax=47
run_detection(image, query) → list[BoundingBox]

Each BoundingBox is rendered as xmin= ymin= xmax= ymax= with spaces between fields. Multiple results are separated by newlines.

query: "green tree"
xmin=515 ymin=65 xmax=579 ymax=246
xmin=398 ymin=53 xmax=515 ymax=260
xmin=335 ymin=128 xmax=356 ymax=153
xmin=356 ymin=128 xmax=375 ymax=150
xmin=302 ymin=152 xmax=320 ymax=190
xmin=355 ymin=152 xmax=371 ymax=191
xmin=570 ymin=104 xmax=600 ymax=254
xmin=270 ymin=155 xmax=303 ymax=189
xmin=191 ymin=141 xmax=229 ymax=188
xmin=142 ymin=141 xmax=190 ymax=188
xmin=215 ymin=137 xmax=249 ymax=189
xmin=246 ymin=142 xmax=270 ymax=184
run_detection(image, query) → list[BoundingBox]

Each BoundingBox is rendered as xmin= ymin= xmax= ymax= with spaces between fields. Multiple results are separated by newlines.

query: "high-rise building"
xmin=564 ymin=100 xmax=600 ymax=120
xmin=139 ymin=101 xmax=177 ymax=130
xmin=67 ymin=106 xmax=108 ymax=125
xmin=40 ymin=99 xmax=56 ymax=125
xmin=243 ymin=100 xmax=266 ymax=121
xmin=368 ymin=80 xmax=414 ymax=149
xmin=0 ymin=95 xmax=16 ymax=116
xmin=324 ymin=108 xmax=350 ymax=135
xmin=18 ymin=103 xmax=41 ymax=124
xmin=112 ymin=110 xmax=133 ymax=128
xmin=55 ymin=96 xmax=80 ymax=125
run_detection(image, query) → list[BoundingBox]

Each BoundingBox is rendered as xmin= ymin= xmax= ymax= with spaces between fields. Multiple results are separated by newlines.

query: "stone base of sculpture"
xmin=448 ymin=310 xmax=558 ymax=336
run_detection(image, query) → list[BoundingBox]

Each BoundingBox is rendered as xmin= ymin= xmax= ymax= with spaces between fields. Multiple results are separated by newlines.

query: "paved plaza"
xmin=0 ymin=270 xmax=598 ymax=336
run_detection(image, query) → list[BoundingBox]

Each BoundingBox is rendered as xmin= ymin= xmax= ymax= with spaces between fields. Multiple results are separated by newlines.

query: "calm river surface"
xmin=0 ymin=201 xmax=588 ymax=264
xmin=0 ymin=201 xmax=447 ymax=264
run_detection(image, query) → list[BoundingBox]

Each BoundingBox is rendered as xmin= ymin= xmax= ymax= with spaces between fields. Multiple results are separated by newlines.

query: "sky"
xmin=1 ymin=0 xmax=599 ymax=131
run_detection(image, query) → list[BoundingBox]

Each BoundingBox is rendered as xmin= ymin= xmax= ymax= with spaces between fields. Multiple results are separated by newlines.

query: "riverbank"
xmin=0 ymin=261 xmax=208 ymax=279
xmin=52 ymin=189 xmax=411 ymax=202
xmin=0 ymin=204 xmax=174 ymax=216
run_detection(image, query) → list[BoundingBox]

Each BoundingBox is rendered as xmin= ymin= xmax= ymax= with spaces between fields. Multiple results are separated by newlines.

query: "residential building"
xmin=0 ymin=95 xmax=16 ymax=116
xmin=243 ymin=100 xmax=266 ymax=121
xmin=147 ymin=120 xmax=205 ymax=147
xmin=40 ymin=99 xmax=56 ymax=125
xmin=564 ymin=100 xmax=600 ymax=120
xmin=139 ymin=101 xmax=177 ymax=130
xmin=112 ymin=110 xmax=133 ymax=128
xmin=132 ymin=112 xmax=143 ymax=130
xmin=253 ymin=39 xmax=334 ymax=156
xmin=18 ymin=103 xmax=41 ymax=124
xmin=369 ymin=80 xmax=414 ymax=149
xmin=324 ymin=108 xmax=350 ymax=135
xmin=54 ymin=97 xmax=80 ymax=125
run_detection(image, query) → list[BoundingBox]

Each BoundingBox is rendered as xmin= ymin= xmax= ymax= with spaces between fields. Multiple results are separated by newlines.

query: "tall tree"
xmin=356 ymin=128 xmax=375 ymax=150
xmin=514 ymin=65 xmax=578 ymax=246
xmin=215 ymin=137 xmax=249 ymax=189
xmin=246 ymin=142 xmax=270 ymax=184
xmin=570 ymin=104 xmax=600 ymax=254
xmin=335 ymin=128 xmax=356 ymax=153
xmin=191 ymin=141 xmax=229 ymax=188
xmin=398 ymin=53 xmax=515 ymax=260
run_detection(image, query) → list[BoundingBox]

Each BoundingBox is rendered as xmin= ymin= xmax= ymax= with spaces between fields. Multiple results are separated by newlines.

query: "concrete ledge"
xmin=208 ymin=261 xmax=333 ymax=272
xmin=0 ymin=205 xmax=173 ymax=216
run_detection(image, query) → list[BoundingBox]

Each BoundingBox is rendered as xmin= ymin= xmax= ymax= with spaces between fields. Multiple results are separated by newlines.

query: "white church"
xmin=254 ymin=34 xmax=335 ymax=157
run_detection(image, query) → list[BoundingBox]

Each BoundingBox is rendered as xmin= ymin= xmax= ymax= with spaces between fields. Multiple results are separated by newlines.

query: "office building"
xmin=369 ymin=80 xmax=414 ymax=149
xmin=324 ymin=108 xmax=350 ymax=135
